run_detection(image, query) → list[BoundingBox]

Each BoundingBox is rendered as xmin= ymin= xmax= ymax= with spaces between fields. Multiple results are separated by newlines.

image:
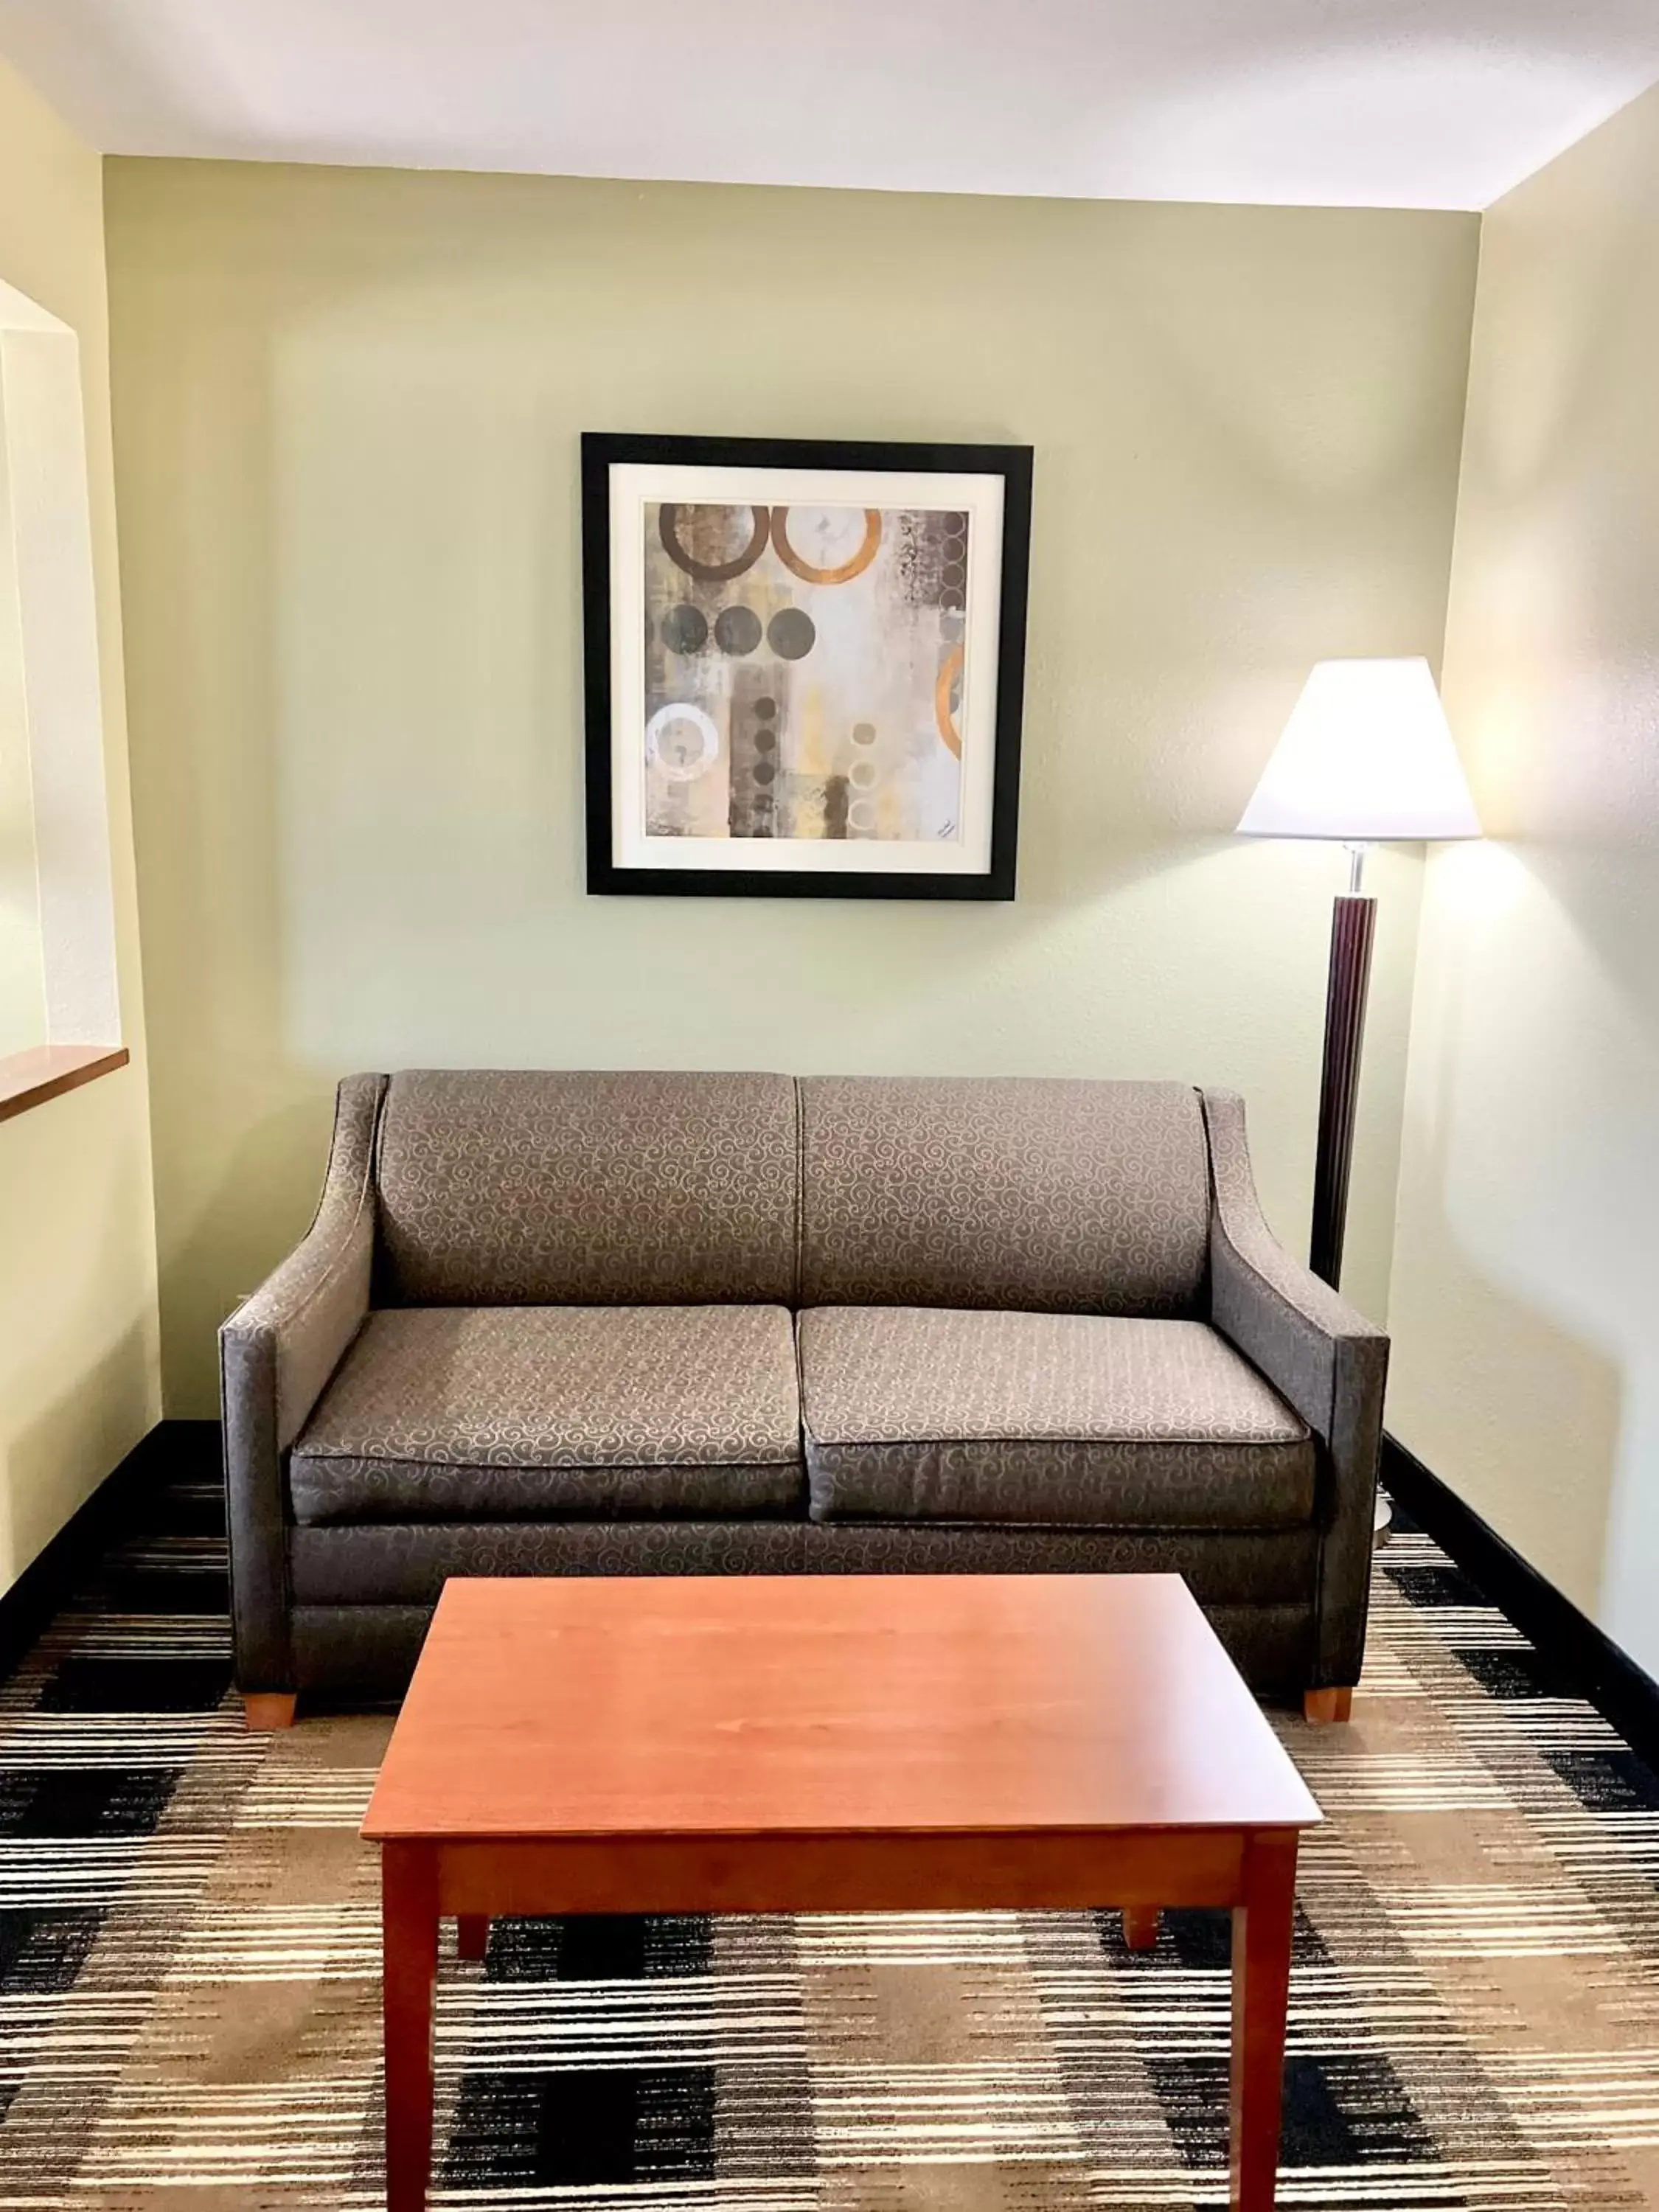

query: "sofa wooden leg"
xmin=1122 ymin=1906 xmax=1160 ymax=1952
xmin=244 ymin=1692 xmax=298 ymax=1731
xmin=457 ymin=1916 xmax=490 ymax=1962
xmin=1303 ymin=1688 xmax=1354 ymax=1725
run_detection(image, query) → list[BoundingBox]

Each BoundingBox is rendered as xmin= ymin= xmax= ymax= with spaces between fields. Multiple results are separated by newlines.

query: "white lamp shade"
xmin=1237 ymin=657 xmax=1481 ymax=841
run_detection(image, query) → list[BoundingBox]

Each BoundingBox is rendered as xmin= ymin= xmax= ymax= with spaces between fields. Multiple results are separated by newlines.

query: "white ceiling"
xmin=3 ymin=0 xmax=1658 ymax=212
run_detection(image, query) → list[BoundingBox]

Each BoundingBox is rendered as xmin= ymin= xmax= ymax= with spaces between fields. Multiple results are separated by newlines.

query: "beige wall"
xmin=1388 ymin=83 xmax=1659 ymax=1674
xmin=0 ymin=328 xmax=48 ymax=1057
xmin=0 ymin=58 xmax=161 ymax=1592
xmin=102 ymin=160 xmax=1478 ymax=1414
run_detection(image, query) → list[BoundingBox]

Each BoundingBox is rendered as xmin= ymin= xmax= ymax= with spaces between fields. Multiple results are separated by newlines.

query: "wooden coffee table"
xmin=362 ymin=1573 xmax=1320 ymax=2210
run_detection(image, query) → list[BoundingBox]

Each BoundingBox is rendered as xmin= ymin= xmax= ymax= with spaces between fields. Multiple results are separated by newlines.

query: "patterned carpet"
xmin=2 ymin=1453 xmax=1658 ymax=2209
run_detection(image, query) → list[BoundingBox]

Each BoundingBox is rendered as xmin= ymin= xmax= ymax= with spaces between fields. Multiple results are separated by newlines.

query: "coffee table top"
xmin=361 ymin=1574 xmax=1320 ymax=1844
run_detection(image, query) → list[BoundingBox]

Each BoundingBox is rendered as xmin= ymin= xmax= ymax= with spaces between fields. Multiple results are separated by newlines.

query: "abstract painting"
xmin=582 ymin=437 xmax=1031 ymax=899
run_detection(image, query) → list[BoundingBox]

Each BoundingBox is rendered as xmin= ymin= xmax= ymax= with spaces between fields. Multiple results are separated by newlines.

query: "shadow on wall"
xmin=1388 ymin=839 xmax=1656 ymax=1659
xmin=163 ymin=1087 xmax=340 ymax=1377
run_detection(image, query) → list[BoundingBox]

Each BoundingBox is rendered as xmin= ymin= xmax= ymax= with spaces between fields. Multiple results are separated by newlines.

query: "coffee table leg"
xmin=1122 ymin=1906 xmax=1160 ymax=1952
xmin=383 ymin=1843 xmax=439 ymax=2212
xmin=1229 ymin=1830 xmax=1298 ymax=2211
xmin=458 ymin=1916 xmax=490 ymax=1962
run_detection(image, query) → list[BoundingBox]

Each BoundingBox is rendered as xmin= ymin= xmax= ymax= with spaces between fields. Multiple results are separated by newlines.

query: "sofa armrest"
xmin=219 ymin=1073 xmax=386 ymax=1691
xmin=1200 ymin=1088 xmax=1388 ymax=1689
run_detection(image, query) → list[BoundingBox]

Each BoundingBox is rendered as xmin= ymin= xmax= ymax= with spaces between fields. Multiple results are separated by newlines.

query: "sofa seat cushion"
xmin=290 ymin=1305 xmax=804 ymax=1525
xmin=798 ymin=1307 xmax=1314 ymax=1530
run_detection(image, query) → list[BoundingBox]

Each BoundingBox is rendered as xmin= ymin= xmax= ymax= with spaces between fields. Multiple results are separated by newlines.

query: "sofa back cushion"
xmin=375 ymin=1070 xmax=798 ymax=1305
xmin=798 ymin=1076 xmax=1209 ymax=1315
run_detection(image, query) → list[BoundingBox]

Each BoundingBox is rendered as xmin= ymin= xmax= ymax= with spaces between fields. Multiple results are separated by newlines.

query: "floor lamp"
xmin=1237 ymin=658 xmax=1481 ymax=1292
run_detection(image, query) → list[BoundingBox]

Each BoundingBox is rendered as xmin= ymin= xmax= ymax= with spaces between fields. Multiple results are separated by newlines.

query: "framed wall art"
xmin=582 ymin=434 xmax=1032 ymax=899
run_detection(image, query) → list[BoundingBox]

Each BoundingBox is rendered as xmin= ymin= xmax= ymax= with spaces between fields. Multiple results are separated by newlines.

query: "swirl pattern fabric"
xmin=1200 ymin=1088 xmax=1388 ymax=1688
xmin=288 ymin=1517 xmax=1318 ymax=1612
xmin=219 ymin=1071 xmax=388 ymax=1690
xmin=798 ymin=1077 xmax=1210 ymax=1313
xmin=220 ymin=1068 xmax=1388 ymax=1704
xmin=225 ymin=1071 xmax=387 ymax=1450
xmin=375 ymin=1070 xmax=798 ymax=1305
xmin=289 ymin=1305 xmax=804 ymax=1524
xmin=798 ymin=1306 xmax=1313 ymax=1528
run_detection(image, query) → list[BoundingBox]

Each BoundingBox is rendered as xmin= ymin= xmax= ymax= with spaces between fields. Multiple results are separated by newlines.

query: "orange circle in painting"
xmin=659 ymin=504 xmax=771 ymax=582
xmin=770 ymin=507 xmax=883 ymax=585
xmin=934 ymin=644 xmax=964 ymax=759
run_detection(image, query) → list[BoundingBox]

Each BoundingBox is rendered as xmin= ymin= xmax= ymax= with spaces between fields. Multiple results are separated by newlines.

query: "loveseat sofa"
xmin=221 ymin=1071 xmax=1386 ymax=1723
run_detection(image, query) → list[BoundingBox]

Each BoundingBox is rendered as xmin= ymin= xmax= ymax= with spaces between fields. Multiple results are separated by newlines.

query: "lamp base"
xmin=1310 ymin=892 xmax=1377 ymax=1290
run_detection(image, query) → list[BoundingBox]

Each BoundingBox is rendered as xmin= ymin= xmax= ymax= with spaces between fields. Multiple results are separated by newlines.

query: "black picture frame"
xmin=581 ymin=433 xmax=1032 ymax=900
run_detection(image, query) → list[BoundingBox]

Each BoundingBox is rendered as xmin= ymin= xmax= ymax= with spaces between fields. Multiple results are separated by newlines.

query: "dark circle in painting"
xmin=753 ymin=759 xmax=778 ymax=785
xmin=754 ymin=726 xmax=778 ymax=751
xmin=661 ymin=604 xmax=709 ymax=654
xmin=658 ymin=504 xmax=771 ymax=582
xmin=768 ymin=608 xmax=816 ymax=661
xmin=754 ymin=696 xmax=778 ymax=720
xmin=942 ymin=560 xmax=967 ymax=589
xmin=714 ymin=605 xmax=763 ymax=656
xmin=852 ymin=721 xmax=877 ymax=745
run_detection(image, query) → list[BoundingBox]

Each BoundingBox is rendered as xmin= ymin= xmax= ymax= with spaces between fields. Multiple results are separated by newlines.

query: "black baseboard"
xmin=1382 ymin=1433 xmax=1659 ymax=1775
xmin=0 ymin=1418 xmax=218 ymax=1677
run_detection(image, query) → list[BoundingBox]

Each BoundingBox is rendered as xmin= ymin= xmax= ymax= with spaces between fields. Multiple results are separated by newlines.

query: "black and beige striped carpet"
xmin=2 ymin=1457 xmax=1658 ymax=2208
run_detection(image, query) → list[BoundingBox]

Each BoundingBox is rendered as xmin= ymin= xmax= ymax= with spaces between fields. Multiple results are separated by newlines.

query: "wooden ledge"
xmin=0 ymin=1044 xmax=128 ymax=1125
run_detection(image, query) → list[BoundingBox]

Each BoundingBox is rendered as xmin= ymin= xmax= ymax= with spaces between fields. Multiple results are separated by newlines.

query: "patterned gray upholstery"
xmin=220 ymin=1069 xmax=1386 ymax=1707
xmin=799 ymin=1307 xmax=1313 ymax=1527
xmin=375 ymin=1070 xmax=798 ymax=1305
xmin=1202 ymin=1089 xmax=1388 ymax=1690
xmin=220 ymin=1073 xmax=387 ymax=1691
xmin=288 ymin=1518 xmax=1318 ymax=1607
xmin=798 ymin=1077 xmax=1210 ymax=1313
xmin=289 ymin=1305 xmax=804 ymax=1523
